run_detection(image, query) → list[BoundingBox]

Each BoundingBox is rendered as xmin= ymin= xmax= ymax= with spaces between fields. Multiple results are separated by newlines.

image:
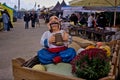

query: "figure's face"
xmin=48 ymin=16 xmax=60 ymax=31
xmin=50 ymin=22 xmax=59 ymax=30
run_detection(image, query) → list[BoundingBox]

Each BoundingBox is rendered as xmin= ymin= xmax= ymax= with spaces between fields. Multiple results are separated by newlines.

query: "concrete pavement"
xmin=0 ymin=19 xmax=47 ymax=80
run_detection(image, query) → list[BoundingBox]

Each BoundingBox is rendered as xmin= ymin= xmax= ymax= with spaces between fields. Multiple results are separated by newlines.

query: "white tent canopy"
xmin=69 ymin=0 xmax=120 ymax=7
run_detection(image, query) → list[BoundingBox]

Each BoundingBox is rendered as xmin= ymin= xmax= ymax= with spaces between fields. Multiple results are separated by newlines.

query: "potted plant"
xmin=70 ymin=48 xmax=111 ymax=80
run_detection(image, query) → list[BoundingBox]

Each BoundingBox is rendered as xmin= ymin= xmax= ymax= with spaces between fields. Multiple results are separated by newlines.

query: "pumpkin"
xmin=32 ymin=64 xmax=46 ymax=71
xmin=85 ymin=45 xmax=95 ymax=49
xmin=96 ymin=42 xmax=103 ymax=48
xmin=99 ymin=45 xmax=111 ymax=57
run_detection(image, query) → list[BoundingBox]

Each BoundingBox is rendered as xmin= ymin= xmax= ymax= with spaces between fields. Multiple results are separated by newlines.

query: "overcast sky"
xmin=0 ymin=0 xmax=72 ymax=10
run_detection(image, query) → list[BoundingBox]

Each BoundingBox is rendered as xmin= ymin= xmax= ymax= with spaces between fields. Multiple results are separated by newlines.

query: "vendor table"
xmin=69 ymin=26 xmax=115 ymax=42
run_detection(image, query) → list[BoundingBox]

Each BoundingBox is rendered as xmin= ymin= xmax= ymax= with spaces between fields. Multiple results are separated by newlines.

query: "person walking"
xmin=4 ymin=9 xmax=13 ymax=31
xmin=30 ymin=10 xmax=37 ymax=28
xmin=23 ymin=11 xmax=30 ymax=29
xmin=36 ymin=8 xmax=41 ymax=27
xmin=2 ymin=10 xmax=9 ymax=32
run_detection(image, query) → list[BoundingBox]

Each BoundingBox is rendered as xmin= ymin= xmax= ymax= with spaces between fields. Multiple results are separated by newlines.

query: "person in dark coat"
xmin=69 ymin=13 xmax=78 ymax=25
xmin=79 ymin=14 xmax=87 ymax=25
xmin=24 ymin=11 xmax=30 ymax=29
xmin=96 ymin=12 xmax=107 ymax=29
xmin=30 ymin=10 xmax=37 ymax=28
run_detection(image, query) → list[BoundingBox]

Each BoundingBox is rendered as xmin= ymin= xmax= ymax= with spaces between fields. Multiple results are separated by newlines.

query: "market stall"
xmin=0 ymin=3 xmax=13 ymax=30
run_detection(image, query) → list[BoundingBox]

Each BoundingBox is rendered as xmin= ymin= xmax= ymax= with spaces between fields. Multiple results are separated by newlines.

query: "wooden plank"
xmin=108 ymin=65 xmax=114 ymax=76
xmin=12 ymin=58 xmax=83 ymax=80
xmin=99 ymin=75 xmax=115 ymax=80
xmin=14 ymin=66 xmax=82 ymax=80
xmin=111 ymin=53 xmax=117 ymax=65
xmin=116 ymin=40 xmax=120 ymax=79
xmin=12 ymin=57 xmax=116 ymax=80
xmin=117 ymin=49 xmax=120 ymax=79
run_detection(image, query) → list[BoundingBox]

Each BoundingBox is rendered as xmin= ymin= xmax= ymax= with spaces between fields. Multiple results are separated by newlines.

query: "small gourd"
xmin=99 ymin=45 xmax=111 ymax=57
xmin=85 ymin=45 xmax=95 ymax=49
xmin=32 ymin=64 xmax=46 ymax=71
xmin=96 ymin=42 xmax=103 ymax=48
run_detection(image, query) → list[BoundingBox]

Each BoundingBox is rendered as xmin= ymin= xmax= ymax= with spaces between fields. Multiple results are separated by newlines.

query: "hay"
xmin=69 ymin=36 xmax=95 ymax=49
xmin=68 ymin=41 xmax=81 ymax=51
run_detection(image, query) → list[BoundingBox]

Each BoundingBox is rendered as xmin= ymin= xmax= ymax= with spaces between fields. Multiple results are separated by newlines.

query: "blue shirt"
xmin=2 ymin=13 xmax=9 ymax=23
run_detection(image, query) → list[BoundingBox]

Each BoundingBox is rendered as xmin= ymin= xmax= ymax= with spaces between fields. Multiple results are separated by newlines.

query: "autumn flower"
xmin=70 ymin=48 xmax=110 ymax=80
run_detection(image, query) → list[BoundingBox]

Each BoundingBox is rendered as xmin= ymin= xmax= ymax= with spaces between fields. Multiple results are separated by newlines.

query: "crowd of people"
xmin=1 ymin=9 xmax=119 ymax=41
xmin=39 ymin=12 xmax=120 ymax=41
xmin=63 ymin=12 xmax=111 ymax=41
xmin=34 ymin=11 xmax=109 ymax=30
xmin=68 ymin=12 xmax=109 ymax=29
xmin=1 ymin=9 xmax=40 ymax=31
xmin=23 ymin=10 xmax=39 ymax=29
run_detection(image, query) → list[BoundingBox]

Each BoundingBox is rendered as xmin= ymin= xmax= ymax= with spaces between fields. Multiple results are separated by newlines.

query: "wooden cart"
xmin=12 ymin=40 xmax=120 ymax=80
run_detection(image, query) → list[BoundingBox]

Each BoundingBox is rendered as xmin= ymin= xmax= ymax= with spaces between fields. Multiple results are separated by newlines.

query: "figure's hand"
xmin=49 ymin=35 xmax=55 ymax=43
xmin=62 ymin=31 xmax=69 ymax=42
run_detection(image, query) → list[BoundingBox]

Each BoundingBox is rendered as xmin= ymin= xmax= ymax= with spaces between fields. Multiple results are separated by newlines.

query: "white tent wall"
xmin=61 ymin=6 xmax=103 ymax=18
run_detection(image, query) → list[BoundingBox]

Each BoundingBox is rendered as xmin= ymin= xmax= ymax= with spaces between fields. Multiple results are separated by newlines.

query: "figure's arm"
xmin=40 ymin=32 xmax=56 ymax=48
xmin=48 ymin=34 xmax=55 ymax=44
xmin=62 ymin=31 xmax=69 ymax=42
xmin=40 ymin=32 xmax=49 ymax=48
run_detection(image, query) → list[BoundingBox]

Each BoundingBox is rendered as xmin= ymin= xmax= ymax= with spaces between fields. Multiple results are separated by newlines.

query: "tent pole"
xmin=113 ymin=0 xmax=117 ymax=27
xmin=18 ymin=0 xmax=20 ymax=11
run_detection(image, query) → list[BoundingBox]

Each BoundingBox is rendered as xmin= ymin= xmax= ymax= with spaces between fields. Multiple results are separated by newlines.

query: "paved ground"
xmin=0 ymin=19 xmax=47 ymax=80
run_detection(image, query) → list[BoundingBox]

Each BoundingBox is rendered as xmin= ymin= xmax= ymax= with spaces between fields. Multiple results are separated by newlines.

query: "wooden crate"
xmin=12 ymin=40 xmax=120 ymax=80
xmin=12 ymin=58 xmax=82 ymax=80
xmin=12 ymin=57 xmax=116 ymax=80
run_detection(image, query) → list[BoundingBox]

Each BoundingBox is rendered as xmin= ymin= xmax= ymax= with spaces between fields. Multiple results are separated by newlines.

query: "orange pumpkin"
xmin=85 ymin=45 xmax=95 ymax=49
xmin=96 ymin=42 xmax=103 ymax=48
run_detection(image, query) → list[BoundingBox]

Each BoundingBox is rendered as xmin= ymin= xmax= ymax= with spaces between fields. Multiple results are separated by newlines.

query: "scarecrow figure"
xmin=37 ymin=16 xmax=76 ymax=64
